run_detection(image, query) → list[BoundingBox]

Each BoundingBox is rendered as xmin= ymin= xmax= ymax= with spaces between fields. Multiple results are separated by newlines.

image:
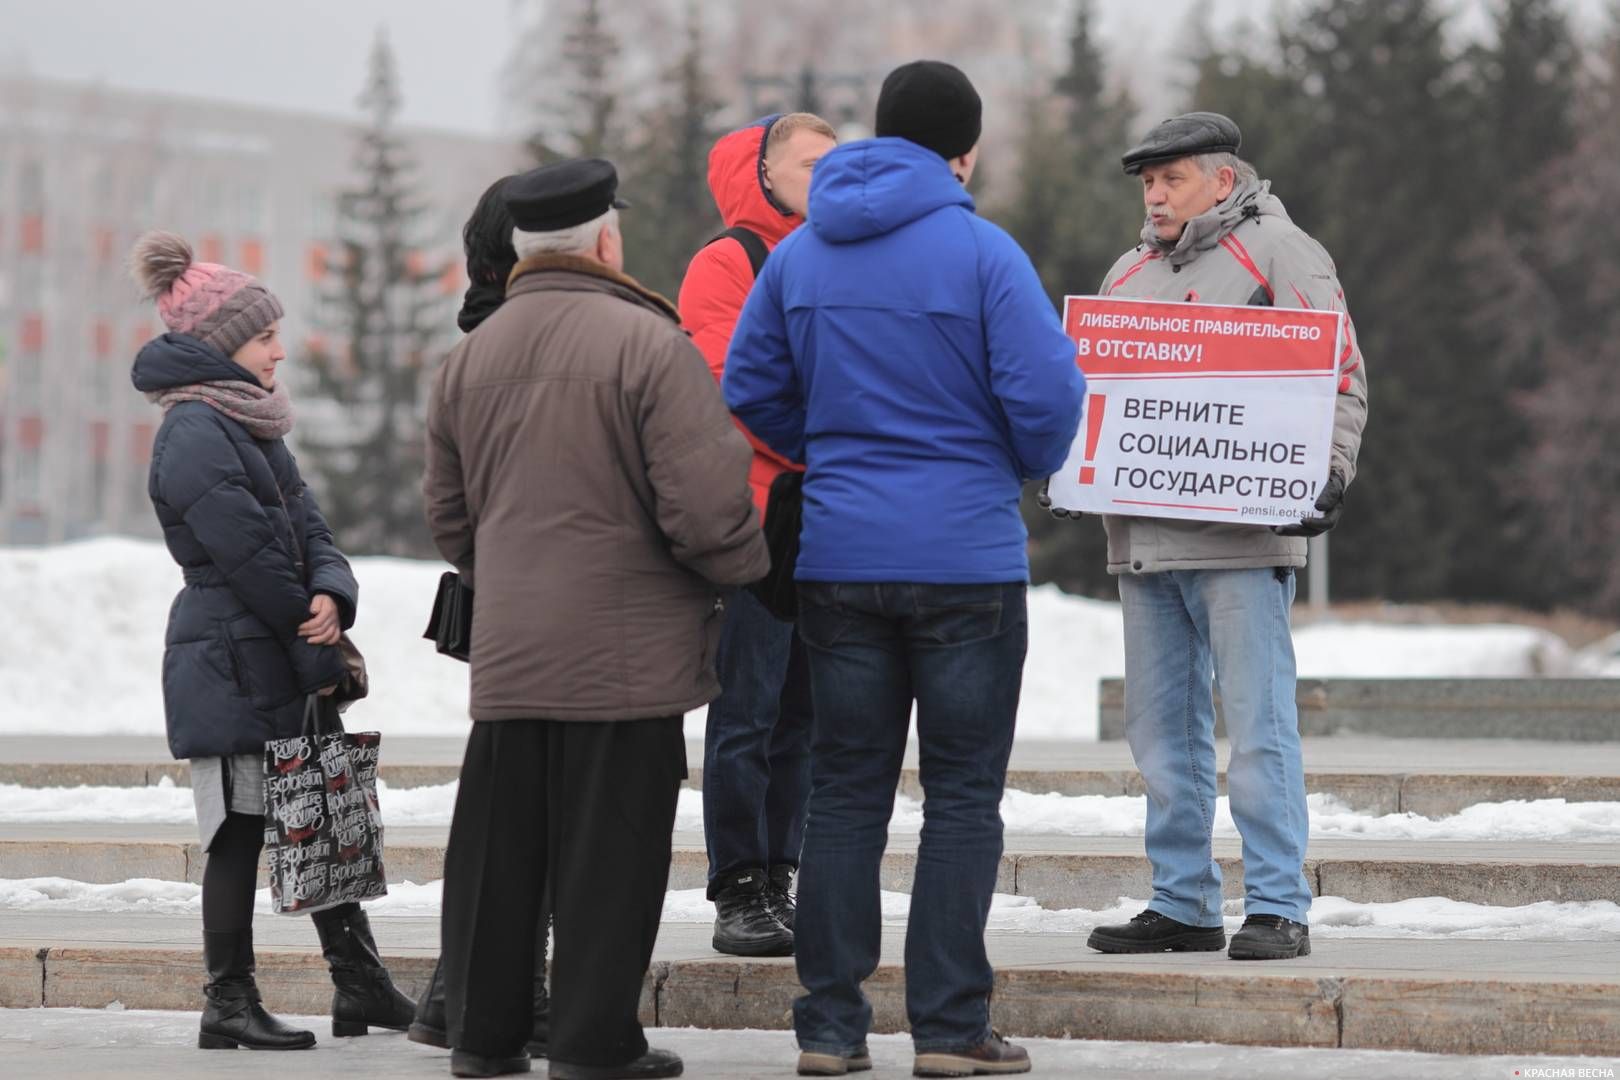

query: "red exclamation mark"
xmin=1078 ymin=394 xmax=1107 ymax=485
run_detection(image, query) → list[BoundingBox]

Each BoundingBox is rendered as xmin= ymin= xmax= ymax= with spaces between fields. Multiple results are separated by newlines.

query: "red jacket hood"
xmin=708 ymin=117 xmax=800 ymax=245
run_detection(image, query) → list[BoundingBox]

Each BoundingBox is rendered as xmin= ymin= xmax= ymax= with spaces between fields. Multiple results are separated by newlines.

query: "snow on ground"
xmin=3 ymin=877 xmax=1618 ymax=941
xmin=7 ymin=1010 xmax=1613 ymax=1080
xmin=0 ymin=537 xmax=1588 ymax=743
xmin=8 ymin=778 xmax=1620 ymax=844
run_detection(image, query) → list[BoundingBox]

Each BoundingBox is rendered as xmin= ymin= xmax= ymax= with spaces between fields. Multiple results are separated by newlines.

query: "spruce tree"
xmin=620 ymin=2 xmax=723 ymax=299
xmin=1231 ymin=0 xmax=1481 ymax=602
xmin=1503 ymin=17 xmax=1620 ymax=613
xmin=998 ymin=0 xmax=1139 ymax=598
xmin=508 ymin=0 xmax=624 ymax=165
xmin=298 ymin=30 xmax=449 ymax=559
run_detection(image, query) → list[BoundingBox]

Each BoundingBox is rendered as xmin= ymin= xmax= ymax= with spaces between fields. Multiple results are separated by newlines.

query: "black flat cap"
xmin=1121 ymin=112 xmax=1242 ymax=174
xmin=876 ymin=60 xmax=982 ymax=161
xmin=505 ymin=158 xmax=630 ymax=233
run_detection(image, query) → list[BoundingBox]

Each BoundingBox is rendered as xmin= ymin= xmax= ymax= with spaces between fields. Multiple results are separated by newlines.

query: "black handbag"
xmin=423 ymin=571 xmax=473 ymax=662
xmin=749 ymin=471 xmax=804 ymax=621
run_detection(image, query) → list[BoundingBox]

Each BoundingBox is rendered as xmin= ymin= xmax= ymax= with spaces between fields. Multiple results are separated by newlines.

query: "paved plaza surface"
xmin=2 ymin=1010 xmax=1616 ymax=1080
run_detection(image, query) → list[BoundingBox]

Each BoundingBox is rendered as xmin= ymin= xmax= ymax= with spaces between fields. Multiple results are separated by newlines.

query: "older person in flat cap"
xmin=425 ymin=157 xmax=767 ymax=1079
xmin=1045 ymin=113 xmax=1369 ymax=962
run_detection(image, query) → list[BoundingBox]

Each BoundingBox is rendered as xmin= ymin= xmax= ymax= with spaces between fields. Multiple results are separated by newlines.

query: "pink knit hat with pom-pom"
xmin=129 ymin=231 xmax=284 ymax=359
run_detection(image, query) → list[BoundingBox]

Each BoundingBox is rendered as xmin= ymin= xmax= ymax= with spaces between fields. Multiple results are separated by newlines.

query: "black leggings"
xmin=202 ymin=812 xmax=264 ymax=932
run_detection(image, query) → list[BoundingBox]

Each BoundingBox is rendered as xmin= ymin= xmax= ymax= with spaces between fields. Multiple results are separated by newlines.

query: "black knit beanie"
xmin=875 ymin=60 xmax=982 ymax=161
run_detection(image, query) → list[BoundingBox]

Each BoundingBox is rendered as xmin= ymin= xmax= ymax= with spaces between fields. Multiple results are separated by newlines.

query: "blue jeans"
xmin=1119 ymin=567 xmax=1311 ymax=926
xmin=702 ymin=587 xmax=813 ymax=893
xmin=792 ymin=582 xmax=1027 ymax=1056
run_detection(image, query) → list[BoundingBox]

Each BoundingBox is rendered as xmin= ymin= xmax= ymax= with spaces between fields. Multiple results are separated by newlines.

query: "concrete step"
xmin=4 ymin=735 xmax=1618 ymax=814
xmin=3 ymin=826 xmax=1617 ymax=908
xmin=1 ymin=911 xmax=1616 ymax=1058
xmin=1099 ymin=677 xmax=1620 ymax=740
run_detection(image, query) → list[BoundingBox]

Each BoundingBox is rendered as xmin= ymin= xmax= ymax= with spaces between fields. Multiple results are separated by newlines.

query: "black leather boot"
xmin=198 ymin=929 xmax=316 ymax=1051
xmin=765 ymin=864 xmax=797 ymax=933
xmin=710 ymin=868 xmax=793 ymax=957
xmin=310 ymin=904 xmax=417 ymax=1036
xmin=409 ymin=955 xmax=449 ymax=1048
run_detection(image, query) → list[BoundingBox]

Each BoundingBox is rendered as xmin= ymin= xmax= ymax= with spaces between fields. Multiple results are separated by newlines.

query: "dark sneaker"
xmin=766 ymin=864 xmax=797 ymax=933
xmin=548 ymin=1047 xmax=683 ymax=1078
xmin=797 ymin=1044 xmax=873 ymax=1076
xmin=1228 ymin=914 xmax=1310 ymax=960
xmin=913 ymin=1032 xmax=1030 ymax=1077
xmin=1087 ymin=909 xmax=1226 ymax=953
xmin=710 ymin=868 xmax=793 ymax=957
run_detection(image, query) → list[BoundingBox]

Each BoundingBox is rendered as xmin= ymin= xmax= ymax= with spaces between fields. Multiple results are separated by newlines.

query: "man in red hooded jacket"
xmin=679 ymin=112 xmax=837 ymax=958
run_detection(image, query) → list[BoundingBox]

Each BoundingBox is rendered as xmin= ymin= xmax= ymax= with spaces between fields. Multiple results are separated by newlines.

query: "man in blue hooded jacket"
xmin=723 ymin=60 xmax=1087 ymax=1079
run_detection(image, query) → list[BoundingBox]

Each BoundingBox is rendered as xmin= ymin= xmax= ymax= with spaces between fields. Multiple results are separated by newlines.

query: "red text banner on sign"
xmin=1049 ymin=296 xmax=1344 ymax=526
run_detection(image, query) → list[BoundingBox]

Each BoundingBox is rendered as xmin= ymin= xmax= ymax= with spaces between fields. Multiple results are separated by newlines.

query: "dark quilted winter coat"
xmin=132 ymin=334 xmax=356 ymax=760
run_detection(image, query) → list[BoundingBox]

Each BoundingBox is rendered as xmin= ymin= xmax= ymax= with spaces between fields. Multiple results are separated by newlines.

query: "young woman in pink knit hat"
xmin=129 ymin=232 xmax=415 ymax=1051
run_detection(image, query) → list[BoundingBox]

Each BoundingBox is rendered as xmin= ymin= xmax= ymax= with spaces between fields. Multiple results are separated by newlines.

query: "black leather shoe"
xmin=451 ymin=1048 xmax=531 ymax=1077
xmin=710 ymin=868 xmax=793 ymax=957
xmin=1086 ymin=909 xmax=1226 ymax=953
xmin=548 ymin=1047 xmax=683 ymax=1079
xmin=1228 ymin=914 xmax=1310 ymax=959
xmin=765 ymin=864 xmax=798 ymax=933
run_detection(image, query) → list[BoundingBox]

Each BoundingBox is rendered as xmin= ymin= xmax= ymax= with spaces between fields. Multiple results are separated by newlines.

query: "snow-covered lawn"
xmin=6 ymin=778 xmax=1620 ymax=844
xmin=0 ymin=537 xmax=1590 ymax=743
xmin=2 ymin=877 xmax=1617 ymax=941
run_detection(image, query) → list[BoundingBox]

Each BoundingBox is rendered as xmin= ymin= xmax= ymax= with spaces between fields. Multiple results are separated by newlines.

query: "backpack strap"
xmin=705 ymin=225 xmax=769 ymax=279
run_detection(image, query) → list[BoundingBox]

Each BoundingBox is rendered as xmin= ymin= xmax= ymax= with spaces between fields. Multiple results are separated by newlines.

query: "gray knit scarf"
xmin=149 ymin=380 xmax=295 ymax=440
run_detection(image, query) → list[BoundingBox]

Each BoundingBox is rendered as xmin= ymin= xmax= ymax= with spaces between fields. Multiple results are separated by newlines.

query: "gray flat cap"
xmin=1122 ymin=111 xmax=1242 ymax=174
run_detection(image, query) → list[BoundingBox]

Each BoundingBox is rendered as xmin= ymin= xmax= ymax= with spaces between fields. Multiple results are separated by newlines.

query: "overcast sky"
xmin=4 ymin=0 xmax=1612 ymax=137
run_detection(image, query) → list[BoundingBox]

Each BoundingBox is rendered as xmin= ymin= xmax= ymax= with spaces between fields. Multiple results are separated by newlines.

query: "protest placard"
xmin=1046 ymin=296 xmax=1345 ymax=526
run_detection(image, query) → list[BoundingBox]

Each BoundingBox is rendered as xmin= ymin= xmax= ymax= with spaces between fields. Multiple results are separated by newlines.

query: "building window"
xmin=12 ymin=353 xmax=41 ymax=405
xmin=20 ymin=314 xmax=45 ymax=353
xmin=93 ymin=227 xmax=117 ymax=265
xmin=240 ymin=238 xmax=264 ymax=276
xmin=131 ymin=422 xmax=154 ymax=463
xmin=16 ymin=443 xmax=41 ymax=506
xmin=19 ymin=160 xmax=44 ymax=212
xmin=90 ymin=421 xmax=111 ymax=520
xmin=20 ymin=216 xmax=44 ymax=255
xmin=307 ymin=242 xmax=328 ymax=282
xmin=19 ymin=160 xmax=44 ymax=256
xmin=200 ymin=177 xmax=224 ymax=231
xmin=239 ymin=183 xmax=267 ymax=233
xmin=311 ymin=191 xmax=336 ymax=239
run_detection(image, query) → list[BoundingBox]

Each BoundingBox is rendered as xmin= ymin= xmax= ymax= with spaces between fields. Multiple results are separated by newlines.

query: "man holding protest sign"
xmin=1044 ymin=112 xmax=1368 ymax=961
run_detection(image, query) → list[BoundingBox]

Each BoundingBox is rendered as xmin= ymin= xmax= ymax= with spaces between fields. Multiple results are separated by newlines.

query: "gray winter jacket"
xmin=1096 ymin=178 xmax=1369 ymax=574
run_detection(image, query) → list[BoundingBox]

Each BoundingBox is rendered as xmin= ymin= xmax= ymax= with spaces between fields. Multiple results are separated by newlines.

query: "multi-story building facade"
xmin=0 ymin=75 xmax=520 ymax=543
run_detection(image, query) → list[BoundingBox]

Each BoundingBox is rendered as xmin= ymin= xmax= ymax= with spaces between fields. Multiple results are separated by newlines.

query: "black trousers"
xmin=441 ymin=716 xmax=684 ymax=1065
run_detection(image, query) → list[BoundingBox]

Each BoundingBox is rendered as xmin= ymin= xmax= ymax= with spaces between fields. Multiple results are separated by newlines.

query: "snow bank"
xmin=0 ymin=538 xmax=1585 ymax=743
xmin=3 ymin=877 xmax=1617 ymax=941
xmin=9 ymin=779 xmax=1620 ymax=844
